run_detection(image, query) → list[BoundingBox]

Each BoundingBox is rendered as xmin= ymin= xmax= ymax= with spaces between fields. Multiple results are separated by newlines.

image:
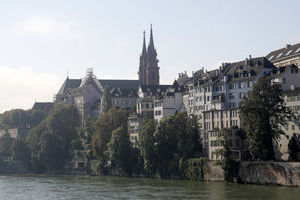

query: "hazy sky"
xmin=1 ymin=0 xmax=300 ymax=113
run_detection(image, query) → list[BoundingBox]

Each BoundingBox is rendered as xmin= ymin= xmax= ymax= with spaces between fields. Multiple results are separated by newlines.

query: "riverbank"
xmin=1 ymin=160 xmax=299 ymax=186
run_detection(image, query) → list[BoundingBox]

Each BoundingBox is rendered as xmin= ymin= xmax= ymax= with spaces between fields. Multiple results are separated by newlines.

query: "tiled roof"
xmin=266 ymin=43 xmax=300 ymax=62
xmin=58 ymin=78 xmax=140 ymax=95
xmin=32 ymin=102 xmax=54 ymax=112
xmin=99 ymin=79 xmax=140 ymax=90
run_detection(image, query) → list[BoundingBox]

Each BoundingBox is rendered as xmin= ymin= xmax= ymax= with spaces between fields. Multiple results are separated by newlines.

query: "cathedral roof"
xmin=57 ymin=78 xmax=140 ymax=96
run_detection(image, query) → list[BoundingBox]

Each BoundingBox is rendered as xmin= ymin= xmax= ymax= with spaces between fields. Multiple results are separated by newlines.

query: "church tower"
xmin=138 ymin=25 xmax=160 ymax=85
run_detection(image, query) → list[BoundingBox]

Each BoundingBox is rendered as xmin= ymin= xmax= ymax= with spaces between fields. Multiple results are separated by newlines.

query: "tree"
xmin=174 ymin=112 xmax=201 ymax=160
xmin=99 ymin=85 xmax=112 ymax=117
xmin=92 ymin=108 xmax=128 ymax=160
xmin=154 ymin=116 xmax=178 ymax=178
xmin=106 ymin=126 xmax=131 ymax=175
xmin=11 ymin=138 xmax=31 ymax=167
xmin=38 ymin=132 xmax=66 ymax=170
xmin=240 ymin=77 xmax=293 ymax=160
xmin=139 ymin=119 xmax=157 ymax=176
xmin=0 ymin=132 xmax=14 ymax=158
xmin=215 ymin=128 xmax=239 ymax=182
xmin=0 ymin=109 xmax=27 ymax=129
xmin=26 ymin=104 xmax=80 ymax=171
xmin=288 ymin=133 xmax=300 ymax=161
xmin=78 ymin=117 xmax=95 ymax=151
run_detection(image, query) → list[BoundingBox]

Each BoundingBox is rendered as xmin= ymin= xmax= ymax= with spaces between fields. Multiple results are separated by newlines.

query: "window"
xmin=292 ymin=125 xmax=295 ymax=130
xmin=268 ymin=55 xmax=274 ymax=60
xmin=286 ymin=50 xmax=293 ymax=56
xmin=146 ymin=103 xmax=149 ymax=108
xmin=207 ymin=96 xmax=210 ymax=101
xmin=276 ymin=52 xmax=283 ymax=58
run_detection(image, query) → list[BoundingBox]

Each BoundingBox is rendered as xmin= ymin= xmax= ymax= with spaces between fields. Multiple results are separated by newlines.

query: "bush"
xmin=183 ymin=158 xmax=208 ymax=180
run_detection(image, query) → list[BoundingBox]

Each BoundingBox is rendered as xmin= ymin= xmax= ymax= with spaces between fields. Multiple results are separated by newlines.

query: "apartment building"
xmin=185 ymin=56 xmax=275 ymax=159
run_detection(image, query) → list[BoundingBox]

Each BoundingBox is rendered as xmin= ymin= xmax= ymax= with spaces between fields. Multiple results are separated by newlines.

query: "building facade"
xmin=185 ymin=57 xmax=275 ymax=159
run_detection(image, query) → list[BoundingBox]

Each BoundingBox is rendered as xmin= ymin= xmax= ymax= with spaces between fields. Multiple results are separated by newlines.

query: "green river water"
xmin=0 ymin=175 xmax=299 ymax=200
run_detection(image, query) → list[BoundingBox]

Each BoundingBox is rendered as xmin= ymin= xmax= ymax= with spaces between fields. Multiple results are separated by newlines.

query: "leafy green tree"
xmin=78 ymin=117 xmax=95 ymax=151
xmin=11 ymin=138 xmax=31 ymax=167
xmin=0 ymin=132 xmax=14 ymax=158
xmin=99 ymin=85 xmax=112 ymax=117
xmin=139 ymin=119 xmax=157 ymax=176
xmin=174 ymin=112 xmax=201 ymax=160
xmin=240 ymin=77 xmax=293 ymax=160
xmin=26 ymin=122 xmax=47 ymax=156
xmin=26 ymin=104 xmax=80 ymax=171
xmin=38 ymin=132 xmax=66 ymax=170
xmin=106 ymin=126 xmax=131 ymax=175
xmin=154 ymin=116 xmax=178 ymax=178
xmin=92 ymin=108 xmax=128 ymax=160
xmin=26 ymin=110 xmax=46 ymax=128
xmin=288 ymin=133 xmax=300 ymax=161
xmin=0 ymin=109 xmax=27 ymax=129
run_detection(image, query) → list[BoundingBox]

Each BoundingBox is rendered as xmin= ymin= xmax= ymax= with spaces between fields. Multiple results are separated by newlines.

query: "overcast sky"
xmin=1 ymin=0 xmax=300 ymax=113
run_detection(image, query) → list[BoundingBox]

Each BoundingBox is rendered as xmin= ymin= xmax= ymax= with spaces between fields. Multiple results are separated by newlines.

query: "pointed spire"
xmin=149 ymin=24 xmax=154 ymax=48
xmin=142 ymin=31 xmax=147 ymax=55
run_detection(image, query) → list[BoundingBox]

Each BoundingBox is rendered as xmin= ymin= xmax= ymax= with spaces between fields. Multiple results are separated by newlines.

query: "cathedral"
xmin=138 ymin=25 xmax=160 ymax=85
xmin=55 ymin=25 xmax=161 ymax=123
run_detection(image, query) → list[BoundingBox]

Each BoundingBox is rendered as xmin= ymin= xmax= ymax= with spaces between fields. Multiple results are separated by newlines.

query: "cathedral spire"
xmin=142 ymin=31 xmax=147 ymax=55
xmin=148 ymin=24 xmax=154 ymax=49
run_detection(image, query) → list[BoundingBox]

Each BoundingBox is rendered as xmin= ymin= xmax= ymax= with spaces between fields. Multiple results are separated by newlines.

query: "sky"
xmin=0 ymin=0 xmax=300 ymax=113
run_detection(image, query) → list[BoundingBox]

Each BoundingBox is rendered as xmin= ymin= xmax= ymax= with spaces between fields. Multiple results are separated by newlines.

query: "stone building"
xmin=185 ymin=56 xmax=275 ymax=159
xmin=56 ymin=68 xmax=139 ymax=123
xmin=266 ymin=43 xmax=300 ymax=67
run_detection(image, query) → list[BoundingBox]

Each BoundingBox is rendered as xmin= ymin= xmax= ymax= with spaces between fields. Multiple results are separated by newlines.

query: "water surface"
xmin=0 ymin=175 xmax=299 ymax=200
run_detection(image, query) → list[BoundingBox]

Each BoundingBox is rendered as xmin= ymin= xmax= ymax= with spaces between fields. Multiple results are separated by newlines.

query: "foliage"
xmin=222 ymin=140 xmax=239 ymax=182
xmin=11 ymin=138 xmax=31 ymax=167
xmin=78 ymin=117 xmax=96 ymax=152
xmin=154 ymin=116 xmax=178 ymax=178
xmin=0 ymin=109 xmax=27 ymax=129
xmin=0 ymin=133 xmax=14 ymax=158
xmin=106 ymin=126 xmax=132 ymax=175
xmin=92 ymin=108 xmax=127 ymax=160
xmin=0 ymin=109 xmax=46 ymax=129
xmin=25 ymin=104 xmax=80 ymax=171
xmin=288 ymin=133 xmax=300 ymax=161
xmin=139 ymin=119 xmax=157 ymax=176
xmin=240 ymin=77 xmax=293 ymax=161
xmin=174 ymin=112 xmax=201 ymax=159
xmin=99 ymin=85 xmax=112 ymax=117
xmin=38 ymin=132 xmax=66 ymax=170
xmin=183 ymin=158 xmax=208 ymax=180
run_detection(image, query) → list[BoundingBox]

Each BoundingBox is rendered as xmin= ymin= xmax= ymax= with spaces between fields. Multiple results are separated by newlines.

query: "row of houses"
xmin=129 ymin=43 xmax=300 ymax=161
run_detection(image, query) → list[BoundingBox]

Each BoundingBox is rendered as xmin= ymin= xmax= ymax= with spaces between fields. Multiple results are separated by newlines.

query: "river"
xmin=0 ymin=175 xmax=299 ymax=200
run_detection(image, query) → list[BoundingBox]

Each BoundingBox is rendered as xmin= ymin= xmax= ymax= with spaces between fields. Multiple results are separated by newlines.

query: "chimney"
xmin=286 ymin=44 xmax=291 ymax=49
xmin=249 ymin=55 xmax=252 ymax=60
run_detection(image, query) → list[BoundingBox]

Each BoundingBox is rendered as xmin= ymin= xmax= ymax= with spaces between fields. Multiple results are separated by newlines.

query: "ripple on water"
xmin=0 ymin=175 xmax=299 ymax=200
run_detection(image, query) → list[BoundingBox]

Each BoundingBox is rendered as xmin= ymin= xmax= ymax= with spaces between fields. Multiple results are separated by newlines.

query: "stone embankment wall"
xmin=204 ymin=161 xmax=224 ymax=181
xmin=239 ymin=161 xmax=300 ymax=186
